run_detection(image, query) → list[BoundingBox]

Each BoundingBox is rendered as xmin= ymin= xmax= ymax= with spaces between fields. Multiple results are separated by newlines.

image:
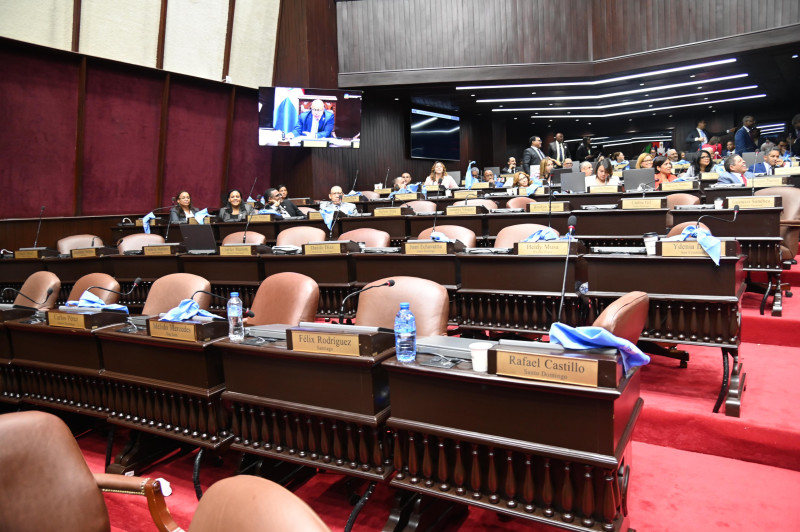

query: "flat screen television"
xmin=258 ymin=87 xmax=362 ymax=148
xmin=410 ymin=108 xmax=460 ymax=161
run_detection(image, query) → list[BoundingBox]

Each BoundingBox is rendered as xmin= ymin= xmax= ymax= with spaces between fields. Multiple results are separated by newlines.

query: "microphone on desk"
xmin=240 ymin=174 xmax=262 ymax=243
xmin=557 ymin=215 xmax=578 ymax=321
xmin=2 ymin=287 xmax=54 ymax=309
xmin=32 ymin=206 xmax=46 ymax=249
xmin=338 ymin=280 xmax=395 ymax=324
xmin=190 ymin=290 xmax=255 ymax=318
xmin=696 ymin=204 xmax=739 ymax=230
xmin=328 ymin=204 xmax=343 ymax=241
xmin=85 ymin=277 xmax=142 ymax=299
xmin=383 ymin=167 xmax=390 ymax=189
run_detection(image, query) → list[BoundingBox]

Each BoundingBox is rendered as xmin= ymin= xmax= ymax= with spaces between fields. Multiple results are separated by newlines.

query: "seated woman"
xmin=218 ymin=189 xmax=255 ymax=222
xmin=652 ymin=156 xmax=675 ymax=188
xmin=508 ymin=171 xmax=531 ymax=189
xmin=612 ymin=151 xmax=629 ymax=170
xmin=423 ymin=161 xmax=459 ymax=190
xmin=585 ymin=159 xmax=620 ymax=188
xmin=681 ymin=150 xmax=714 ymax=179
xmin=538 ymin=157 xmax=555 ymax=185
xmin=635 ymin=153 xmax=654 ymax=169
xmin=169 ymin=190 xmax=199 ymax=223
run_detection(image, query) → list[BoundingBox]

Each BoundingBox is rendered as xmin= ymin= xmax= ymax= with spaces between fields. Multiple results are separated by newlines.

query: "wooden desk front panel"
xmin=353 ymin=254 xmax=460 ymax=288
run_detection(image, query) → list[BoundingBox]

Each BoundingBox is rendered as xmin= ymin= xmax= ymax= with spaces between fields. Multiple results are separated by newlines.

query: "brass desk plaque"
xmin=527 ymin=201 xmax=567 ymax=213
xmin=220 ymin=244 xmax=256 ymax=256
xmin=394 ymin=192 xmax=421 ymax=201
xmin=446 ymin=205 xmax=488 ymax=215
xmin=515 ymin=241 xmax=570 ymax=256
xmin=303 ymin=241 xmax=360 ymax=255
xmin=727 ymin=196 xmax=778 ymax=209
xmin=660 ymin=241 xmax=728 ymax=258
xmin=374 ymin=207 xmax=413 ymax=217
xmin=247 ymin=214 xmax=274 ymax=222
xmin=775 ymin=166 xmax=800 ymax=175
xmin=751 ymin=176 xmax=786 ymax=188
xmin=374 ymin=188 xmax=392 ymax=195
xmin=188 ymin=217 xmax=211 ymax=225
xmin=492 ymin=349 xmax=601 ymax=387
xmin=308 ymin=211 xmax=323 ymax=220
xmin=71 ymin=247 xmax=98 ymax=258
xmin=471 ymin=182 xmax=491 ymax=189
xmin=453 ymin=190 xmax=483 ymax=199
xmin=612 ymin=170 xmax=623 ymax=177
xmin=621 ymin=198 xmax=665 ymax=210
xmin=135 ymin=219 xmax=157 ymax=227
xmin=342 ymin=195 xmax=363 ymax=203
xmin=47 ymin=309 xmax=127 ymax=330
xmin=287 ymin=328 xmax=394 ymax=357
xmin=701 ymin=172 xmax=720 ymax=180
xmin=661 ymin=181 xmax=696 ymax=191
xmin=143 ymin=245 xmax=177 ymax=256
xmin=424 ymin=185 xmax=444 ymax=193
xmin=589 ymin=185 xmax=619 ymax=193
xmin=14 ymin=249 xmax=41 ymax=259
xmin=402 ymin=240 xmax=465 ymax=255
xmin=147 ymin=318 xmax=227 ymax=342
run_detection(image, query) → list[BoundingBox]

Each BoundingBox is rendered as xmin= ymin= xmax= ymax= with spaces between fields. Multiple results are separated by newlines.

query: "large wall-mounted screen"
xmin=410 ymin=108 xmax=460 ymax=161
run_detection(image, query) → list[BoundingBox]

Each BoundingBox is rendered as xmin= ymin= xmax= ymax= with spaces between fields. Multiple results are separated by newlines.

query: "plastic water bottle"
xmin=227 ymin=292 xmax=244 ymax=343
xmin=394 ymin=302 xmax=416 ymax=363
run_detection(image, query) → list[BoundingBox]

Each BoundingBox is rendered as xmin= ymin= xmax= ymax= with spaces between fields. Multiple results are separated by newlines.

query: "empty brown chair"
xmin=592 ymin=291 xmax=650 ymax=345
xmin=14 ymin=271 xmax=60 ymax=310
xmin=117 ymin=233 xmax=166 ymax=253
xmin=495 ymin=224 xmax=558 ymax=248
xmin=0 ymin=411 xmax=178 ymax=532
xmin=248 ymin=272 xmax=319 ymax=326
xmin=142 ymin=273 xmax=211 ymax=316
xmin=359 ymin=190 xmax=380 ymax=200
xmin=452 ymin=198 xmax=498 ymax=210
xmin=417 ymin=225 xmax=477 ymax=247
xmin=57 ymin=234 xmax=103 ymax=254
xmin=275 ymin=226 xmax=326 ymax=247
xmin=222 ymin=231 xmax=267 ymax=245
xmin=506 ymin=196 xmax=536 ymax=209
xmin=755 ymin=186 xmax=800 ymax=262
xmin=67 ymin=273 xmax=120 ymax=304
xmin=666 ymin=221 xmax=709 ymax=237
xmin=402 ymin=200 xmax=437 ymax=213
xmin=188 ymin=476 xmax=329 ymax=532
xmin=355 ymin=276 xmax=449 ymax=337
xmin=665 ymin=193 xmax=701 ymax=226
xmin=339 ymin=228 xmax=391 ymax=247
xmin=297 ymin=206 xmax=317 ymax=215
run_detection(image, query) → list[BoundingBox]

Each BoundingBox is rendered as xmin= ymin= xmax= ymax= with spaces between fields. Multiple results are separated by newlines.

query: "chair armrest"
xmin=95 ymin=473 xmax=183 ymax=532
xmin=779 ymin=220 xmax=800 ymax=227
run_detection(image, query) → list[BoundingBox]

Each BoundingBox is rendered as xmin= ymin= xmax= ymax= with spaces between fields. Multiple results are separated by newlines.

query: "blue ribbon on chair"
xmin=527 ymin=179 xmax=543 ymax=196
xmin=141 ymin=211 xmax=155 ymax=234
xmin=548 ymin=322 xmax=650 ymax=373
xmin=257 ymin=208 xmax=282 ymax=218
xmin=159 ymin=299 xmax=219 ymax=322
xmin=522 ymin=227 xmax=559 ymax=242
xmin=193 ymin=208 xmax=208 ymax=225
xmin=345 ymin=191 xmax=362 ymax=197
xmin=65 ymin=291 xmax=129 ymax=313
xmin=665 ymin=225 xmax=721 ymax=265
xmin=247 ymin=196 xmax=257 ymax=203
xmin=465 ymin=162 xmax=476 ymax=190
xmin=429 ymin=231 xmax=453 ymax=243
xmin=320 ymin=206 xmax=336 ymax=230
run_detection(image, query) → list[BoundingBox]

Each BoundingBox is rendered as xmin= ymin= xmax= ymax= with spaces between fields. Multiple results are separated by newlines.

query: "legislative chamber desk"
xmin=0 ymin=258 xmax=44 ymax=303
xmin=0 ymin=307 xmax=37 ymax=404
xmin=217 ymin=336 xmax=394 ymax=483
xmin=384 ymin=353 xmax=639 ymax=532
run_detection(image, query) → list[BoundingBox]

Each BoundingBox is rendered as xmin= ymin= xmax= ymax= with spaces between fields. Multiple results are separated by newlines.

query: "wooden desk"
xmin=0 ymin=308 xmax=36 ymax=404
xmin=384 ymin=354 xmax=639 ymax=531
xmin=218 ymin=337 xmax=393 ymax=482
xmin=574 ymin=209 xmax=668 ymax=236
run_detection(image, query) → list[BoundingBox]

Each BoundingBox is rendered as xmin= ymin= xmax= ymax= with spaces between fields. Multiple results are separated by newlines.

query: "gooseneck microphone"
xmin=557 ymin=215 xmax=578 ymax=321
xmin=2 ymin=286 xmax=54 ymax=309
xmin=696 ymin=204 xmax=739 ymax=230
xmin=328 ymin=204 xmax=342 ymax=241
xmin=242 ymin=174 xmax=261 ymax=243
xmin=85 ymin=277 xmax=142 ymax=299
xmin=350 ymin=169 xmax=359 ymax=193
xmin=191 ymin=290 xmax=255 ymax=317
xmin=383 ymin=167 xmax=390 ymax=189
xmin=32 ymin=206 xmax=46 ymax=248
xmin=338 ymin=280 xmax=395 ymax=324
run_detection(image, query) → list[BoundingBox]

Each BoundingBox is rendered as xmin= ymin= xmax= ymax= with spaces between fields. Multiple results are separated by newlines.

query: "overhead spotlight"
xmin=649 ymin=104 xmax=653 ymax=107
xmin=394 ymin=98 xmax=399 ymax=101
xmin=514 ymin=117 xmax=518 ymax=120
xmin=669 ymin=114 xmax=673 ymax=117
xmin=567 ymin=111 xmax=571 ymax=114
xmin=690 ymin=74 xmax=696 ymax=78
xmin=793 ymin=54 xmax=799 ymax=59
xmin=575 ymin=119 xmax=579 ymax=122
xmin=652 ymin=113 xmax=656 ymax=115
xmin=588 ymin=122 xmax=592 ymax=125
xmin=697 ymin=86 xmax=703 ymax=89
xmin=499 ymin=105 xmax=503 ymax=107
xmin=708 ymin=105 xmax=713 ymax=108
xmin=640 ymin=83 xmax=645 ymax=86
xmin=629 ymin=118 xmax=633 ymax=121
xmin=704 ymin=97 xmax=708 ymax=100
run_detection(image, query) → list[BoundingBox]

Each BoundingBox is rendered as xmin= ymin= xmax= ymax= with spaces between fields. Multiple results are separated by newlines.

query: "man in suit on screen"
xmin=290 ymin=99 xmax=335 ymax=139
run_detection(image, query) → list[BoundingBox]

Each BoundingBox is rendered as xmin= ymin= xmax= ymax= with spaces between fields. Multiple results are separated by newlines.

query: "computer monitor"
xmin=622 ymin=168 xmax=657 ymax=191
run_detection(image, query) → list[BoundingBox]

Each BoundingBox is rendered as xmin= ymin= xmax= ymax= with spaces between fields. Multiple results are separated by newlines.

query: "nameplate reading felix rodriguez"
xmin=288 ymin=331 xmax=361 ymax=357
xmin=494 ymin=349 xmax=600 ymax=387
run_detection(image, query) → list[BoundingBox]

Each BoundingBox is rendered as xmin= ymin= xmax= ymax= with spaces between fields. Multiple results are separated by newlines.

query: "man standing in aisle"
xmin=735 ymin=115 xmax=757 ymax=155
xmin=522 ymin=136 xmax=545 ymax=174
xmin=547 ymin=132 xmax=571 ymax=167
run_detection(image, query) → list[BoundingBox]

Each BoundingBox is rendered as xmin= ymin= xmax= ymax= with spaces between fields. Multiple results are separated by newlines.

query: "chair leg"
xmin=713 ymin=348 xmax=730 ymax=414
xmin=193 ymin=448 xmax=205 ymax=500
xmin=345 ymin=481 xmax=376 ymax=532
xmin=105 ymin=425 xmax=116 ymax=471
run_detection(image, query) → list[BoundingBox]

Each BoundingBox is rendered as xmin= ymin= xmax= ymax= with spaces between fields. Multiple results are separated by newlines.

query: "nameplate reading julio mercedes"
xmin=288 ymin=331 xmax=361 ymax=356
xmin=494 ymin=349 xmax=599 ymax=387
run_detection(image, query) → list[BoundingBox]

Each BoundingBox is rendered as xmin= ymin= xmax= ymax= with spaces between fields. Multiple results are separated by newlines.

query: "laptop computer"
xmin=550 ymin=168 xmax=571 ymax=186
xmin=180 ymin=224 xmax=218 ymax=254
xmin=560 ymin=172 xmax=586 ymax=193
xmin=622 ymin=168 xmax=657 ymax=191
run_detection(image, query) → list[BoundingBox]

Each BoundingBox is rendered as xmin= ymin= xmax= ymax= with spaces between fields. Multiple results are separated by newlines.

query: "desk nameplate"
xmin=402 ymin=240 xmax=465 ymax=255
xmin=188 ymin=217 xmax=211 ymax=225
xmin=220 ymin=244 xmax=256 ymax=256
xmin=701 ymin=172 xmax=720 ymax=180
xmin=589 ymin=185 xmax=620 ymax=194
xmin=621 ymin=198 xmax=666 ymax=210
xmin=751 ymin=176 xmax=786 ymax=188
xmin=527 ymin=201 xmax=568 ymax=213
xmin=661 ymin=181 xmax=697 ymax=191
xmin=15 ymin=250 xmax=41 ymax=259
xmin=394 ymin=193 xmax=421 ymax=201
xmin=147 ymin=318 xmax=228 ymax=342
xmin=515 ymin=241 xmax=570 ymax=256
xmin=374 ymin=188 xmax=392 ymax=195
xmin=343 ymin=195 xmax=364 ymax=203
xmin=470 ymin=182 xmax=491 ymax=189
xmin=247 ymin=214 xmax=274 ymax=222
xmin=308 ymin=211 xmax=323 ymax=220
xmin=424 ymin=185 xmax=444 ymax=193
xmin=143 ymin=245 xmax=177 ymax=256
xmin=374 ymin=207 xmax=413 ymax=217
xmin=659 ymin=241 xmax=729 ymax=258
xmin=46 ymin=310 xmax=127 ymax=330
xmin=446 ymin=205 xmax=488 ymax=215
xmin=135 ymin=219 xmax=157 ymax=227
xmin=70 ymin=247 xmax=99 ymax=258
xmin=726 ymin=196 xmax=780 ymax=209
xmin=452 ymin=190 xmax=483 ymax=199
xmin=303 ymin=241 xmax=360 ymax=255
xmin=775 ymin=166 xmax=800 ymax=175
xmin=489 ymin=347 xmax=623 ymax=388
xmin=287 ymin=328 xmax=394 ymax=357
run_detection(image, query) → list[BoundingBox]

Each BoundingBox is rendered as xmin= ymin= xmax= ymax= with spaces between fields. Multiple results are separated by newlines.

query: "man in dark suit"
xmin=547 ymin=132 xmax=571 ymax=167
xmin=265 ymin=187 xmax=303 ymax=217
xmin=749 ymin=148 xmax=783 ymax=175
xmin=522 ymin=136 xmax=545 ymax=174
xmin=290 ymin=99 xmax=335 ymax=139
xmin=575 ymin=136 xmax=597 ymax=163
xmin=734 ymin=115 xmax=757 ymax=155
xmin=685 ymin=119 xmax=734 ymax=152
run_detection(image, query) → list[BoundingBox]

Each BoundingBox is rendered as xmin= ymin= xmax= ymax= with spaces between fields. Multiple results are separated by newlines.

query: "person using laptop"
xmin=218 ymin=189 xmax=255 ymax=222
xmin=265 ymin=187 xmax=303 ymax=217
xmin=585 ymin=159 xmax=620 ymax=188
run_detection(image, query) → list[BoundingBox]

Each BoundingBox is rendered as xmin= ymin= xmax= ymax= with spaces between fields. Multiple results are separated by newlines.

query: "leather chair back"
xmin=402 ymin=200 xmax=437 ymax=213
xmin=188 ymin=475 xmax=329 ymax=532
xmin=249 ymin=272 xmax=319 ymax=326
xmin=142 ymin=273 xmax=211 ymax=316
xmin=359 ymin=190 xmax=380 ymax=200
xmin=276 ymin=226 xmax=326 ymax=247
xmin=506 ymin=196 xmax=536 ymax=209
xmin=355 ymin=276 xmax=449 ymax=337
xmin=15 ymin=271 xmax=60 ymax=310
xmin=116 ymin=233 xmax=166 ymax=253
xmin=417 ymin=225 xmax=477 ymax=247
xmin=339 ymin=228 xmax=391 ymax=247
xmin=666 ymin=221 xmax=709 ymax=237
xmin=57 ymin=234 xmax=103 ymax=254
xmin=592 ymin=291 xmax=650 ymax=345
xmin=756 ymin=186 xmax=800 ymax=258
xmin=495 ymin=224 xmax=558 ymax=248
xmin=0 ymin=411 xmax=111 ymax=532
xmin=68 ymin=273 xmax=120 ymax=304
xmin=665 ymin=193 xmax=700 ymax=226
xmin=222 ymin=231 xmax=267 ymax=245
xmin=452 ymin=198 xmax=498 ymax=210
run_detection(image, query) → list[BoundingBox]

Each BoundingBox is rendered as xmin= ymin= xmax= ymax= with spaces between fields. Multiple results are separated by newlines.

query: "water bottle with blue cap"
xmin=227 ymin=292 xmax=244 ymax=342
xmin=394 ymin=303 xmax=416 ymax=362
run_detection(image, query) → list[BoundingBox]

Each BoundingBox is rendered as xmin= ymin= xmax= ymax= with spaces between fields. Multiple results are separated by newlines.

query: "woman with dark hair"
xmin=653 ymin=156 xmax=675 ymax=188
xmin=682 ymin=150 xmax=714 ymax=179
xmin=218 ymin=189 xmax=254 ymax=222
xmin=585 ymin=159 xmax=620 ymax=188
xmin=169 ymin=190 xmax=199 ymax=223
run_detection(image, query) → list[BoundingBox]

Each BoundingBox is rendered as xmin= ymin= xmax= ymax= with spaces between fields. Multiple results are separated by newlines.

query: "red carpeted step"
xmin=740 ymin=291 xmax=800 ymax=347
